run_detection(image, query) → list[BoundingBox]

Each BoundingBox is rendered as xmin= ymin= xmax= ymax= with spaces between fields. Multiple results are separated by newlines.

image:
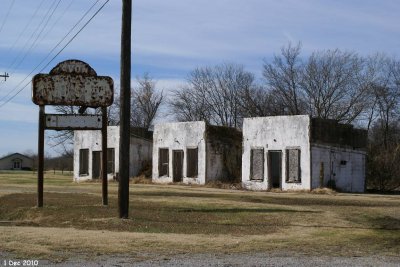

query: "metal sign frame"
xmin=32 ymin=60 xmax=114 ymax=207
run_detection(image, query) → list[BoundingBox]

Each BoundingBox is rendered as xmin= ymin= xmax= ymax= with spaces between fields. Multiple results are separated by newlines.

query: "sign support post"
xmin=102 ymin=107 xmax=108 ymax=206
xmin=37 ymin=105 xmax=45 ymax=207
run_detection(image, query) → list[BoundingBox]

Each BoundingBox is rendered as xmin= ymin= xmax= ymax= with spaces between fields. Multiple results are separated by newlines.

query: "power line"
xmin=0 ymin=0 xmax=101 ymax=103
xmin=3 ymin=0 xmax=47 ymax=66
xmin=5 ymin=0 xmax=61 ymax=75
xmin=0 ymin=0 xmax=75 ymax=93
xmin=0 ymin=0 xmax=16 ymax=35
xmin=0 ymin=0 xmax=110 ymax=109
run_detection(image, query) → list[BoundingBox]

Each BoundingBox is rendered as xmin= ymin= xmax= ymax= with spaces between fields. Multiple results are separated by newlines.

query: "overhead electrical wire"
xmin=0 ymin=0 xmax=16 ymax=35
xmin=0 ymin=0 xmax=101 ymax=103
xmin=4 ymin=0 xmax=61 ymax=77
xmin=3 ymin=0 xmax=47 ymax=64
xmin=40 ymin=0 xmax=77 ymax=49
xmin=0 ymin=0 xmax=110 ymax=109
xmin=0 ymin=0 xmax=74 ymax=91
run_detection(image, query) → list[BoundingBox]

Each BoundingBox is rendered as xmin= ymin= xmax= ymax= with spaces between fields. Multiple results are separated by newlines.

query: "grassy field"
xmin=0 ymin=170 xmax=399 ymax=262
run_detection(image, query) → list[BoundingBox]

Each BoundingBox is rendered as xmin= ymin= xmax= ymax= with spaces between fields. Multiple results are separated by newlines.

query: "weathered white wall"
xmin=0 ymin=153 xmax=33 ymax=170
xmin=152 ymin=121 xmax=207 ymax=184
xmin=74 ymin=126 xmax=120 ymax=181
xmin=242 ymin=115 xmax=312 ymax=191
xmin=74 ymin=126 xmax=153 ymax=182
xmin=311 ymin=145 xmax=366 ymax=192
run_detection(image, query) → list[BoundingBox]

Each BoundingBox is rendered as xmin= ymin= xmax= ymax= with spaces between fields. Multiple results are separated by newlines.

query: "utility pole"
xmin=0 ymin=72 xmax=9 ymax=81
xmin=118 ymin=0 xmax=132 ymax=219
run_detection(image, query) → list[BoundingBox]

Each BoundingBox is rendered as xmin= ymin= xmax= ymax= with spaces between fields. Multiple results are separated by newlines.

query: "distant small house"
xmin=242 ymin=115 xmax=367 ymax=193
xmin=0 ymin=153 xmax=34 ymax=170
xmin=73 ymin=126 xmax=152 ymax=181
xmin=152 ymin=121 xmax=242 ymax=185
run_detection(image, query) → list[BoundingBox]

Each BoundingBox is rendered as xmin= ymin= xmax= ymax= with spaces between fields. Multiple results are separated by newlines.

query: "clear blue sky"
xmin=0 ymin=0 xmax=399 ymax=156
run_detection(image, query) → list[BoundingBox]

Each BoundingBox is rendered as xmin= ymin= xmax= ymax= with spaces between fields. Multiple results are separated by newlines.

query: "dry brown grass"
xmin=0 ymin=171 xmax=399 ymax=261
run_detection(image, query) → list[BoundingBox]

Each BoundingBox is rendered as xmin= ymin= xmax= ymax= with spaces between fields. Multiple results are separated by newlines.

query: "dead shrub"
xmin=205 ymin=181 xmax=242 ymax=190
xmin=131 ymin=175 xmax=152 ymax=184
xmin=311 ymin=187 xmax=337 ymax=195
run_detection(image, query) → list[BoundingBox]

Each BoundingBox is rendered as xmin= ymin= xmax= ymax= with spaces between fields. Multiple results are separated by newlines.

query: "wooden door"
xmin=173 ymin=150 xmax=184 ymax=182
xmin=92 ymin=151 xmax=102 ymax=179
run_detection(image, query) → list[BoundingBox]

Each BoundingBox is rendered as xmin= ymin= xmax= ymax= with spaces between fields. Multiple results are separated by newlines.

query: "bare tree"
xmin=370 ymin=59 xmax=400 ymax=148
xmin=130 ymin=73 xmax=164 ymax=129
xmin=170 ymin=63 xmax=255 ymax=128
xmin=169 ymin=85 xmax=212 ymax=122
xmin=366 ymin=56 xmax=400 ymax=191
xmin=236 ymin=85 xmax=284 ymax=117
xmin=301 ymin=49 xmax=370 ymax=123
xmin=263 ymin=42 xmax=305 ymax=115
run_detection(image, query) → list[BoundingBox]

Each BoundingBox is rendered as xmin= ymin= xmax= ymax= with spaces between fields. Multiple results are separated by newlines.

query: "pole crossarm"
xmin=0 ymin=72 xmax=9 ymax=81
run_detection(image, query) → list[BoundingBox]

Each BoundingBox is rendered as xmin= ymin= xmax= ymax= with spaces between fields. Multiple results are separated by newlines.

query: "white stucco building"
xmin=152 ymin=121 xmax=242 ymax=185
xmin=242 ymin=115 xmax=367 ymax=193
xmin=73 ymin=126 xmax=152 ymax=181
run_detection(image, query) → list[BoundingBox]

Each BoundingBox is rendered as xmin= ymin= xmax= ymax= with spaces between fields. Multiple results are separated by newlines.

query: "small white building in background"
xmin=73 ymin=126 xmax=152 ymax=181
xmin=242 ymin=115 xmax=367 ymax=193
xmin=0 ymin=153 xmax=34 ymax=170
xmin=152 ymin=121 xmax=242 ymax=185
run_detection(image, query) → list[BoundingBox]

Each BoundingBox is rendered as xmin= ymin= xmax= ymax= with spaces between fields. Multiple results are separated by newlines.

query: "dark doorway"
xmin=268 ymin=151 xmax=282 ymax=189
xmin=173 ymin=150 xmax=184 ymax=182
xmin=92 ymin=151 xmax=101 ymax=179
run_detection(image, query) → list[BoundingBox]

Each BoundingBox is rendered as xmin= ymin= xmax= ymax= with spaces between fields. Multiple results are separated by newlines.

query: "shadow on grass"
xmin=179 ymin=208 xmax=319 ymax=213
xmin=137 ymin=191 xmax=399 ymax=207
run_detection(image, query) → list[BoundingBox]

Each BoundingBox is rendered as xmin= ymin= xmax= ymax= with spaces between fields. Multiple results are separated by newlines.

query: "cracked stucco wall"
xmin=242 ymin=115 xmax=312 ymax=191
xmin=152 ymin=121 xmax=207 ymax=184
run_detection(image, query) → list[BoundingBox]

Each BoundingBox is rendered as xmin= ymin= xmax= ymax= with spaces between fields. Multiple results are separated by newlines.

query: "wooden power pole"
xmin=118 ymin=0 xmax=132 ymax=218
xmin=0 ymin=72 xmax=9 ymax=81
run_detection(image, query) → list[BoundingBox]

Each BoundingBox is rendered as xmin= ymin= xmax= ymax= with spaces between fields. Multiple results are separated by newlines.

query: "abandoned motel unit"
xmin=242 ymin=115 xmax=367 ymax=193
xmin=152 ymin=121 xmax=242 ymax=185
xmin=73 ymin=126 xmax=152 ymax=181
xmin=73 ymin=116 xmax=367 ymax=193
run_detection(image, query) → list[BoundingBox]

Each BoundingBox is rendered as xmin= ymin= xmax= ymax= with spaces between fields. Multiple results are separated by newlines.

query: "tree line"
xmin=49 ymin=43 xmax=400 ymax=191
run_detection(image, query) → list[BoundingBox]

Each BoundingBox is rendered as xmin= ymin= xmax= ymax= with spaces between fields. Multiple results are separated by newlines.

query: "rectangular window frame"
xmin=107 ymin=148 xmax=115 ymax=174
xmin=186 ymin=147 xmax=198 ymax=178
xmin=158 ymin=148 xmax=169 ymax=177
xmin=286 ymin=148 xmax=301 ymax=183
xmin=79 ymin=149 xmax=89 ymax=176
xmin=250 ymin=148 xmax=264 ymax=181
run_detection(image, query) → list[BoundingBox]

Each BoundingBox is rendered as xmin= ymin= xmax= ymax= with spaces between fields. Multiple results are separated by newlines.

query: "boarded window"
xmin=286 ymin=149 xmax=301 ymax=183
xmin=107 ymin=148 xmax=115 ymax=174
xmin=159 ymin=148 xmax=169 ymax=176
xmin=79 ymin=149 xmax=89 ymax=176
xmin=186 ymin=148 xmax=198 ymax=178
xmin=250 ymin=148 xmax=264 ymax=180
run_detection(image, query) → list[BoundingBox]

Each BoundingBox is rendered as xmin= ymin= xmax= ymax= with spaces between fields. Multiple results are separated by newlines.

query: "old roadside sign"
xmin=32 ymin=60 xmax=114 ymax=107
xmin=45 ymin=114 xmax=102 ymax=130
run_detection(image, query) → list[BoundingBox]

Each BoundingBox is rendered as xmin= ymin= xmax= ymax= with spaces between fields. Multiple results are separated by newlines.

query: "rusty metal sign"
xmin=32 ymin=59 xmax=112 ymax=208
xmin=32 ymin=60 xmax=113 ymax=107
xmin=45 ymin=114 xmax=102 ymax=130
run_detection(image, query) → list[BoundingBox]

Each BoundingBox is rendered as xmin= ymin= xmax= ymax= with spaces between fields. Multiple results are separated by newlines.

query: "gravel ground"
xmin=2 ymin=252 xmax=399 ymax=267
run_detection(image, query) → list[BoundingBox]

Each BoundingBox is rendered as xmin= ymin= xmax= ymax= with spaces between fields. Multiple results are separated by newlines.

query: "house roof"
xmin=0 ymin=153 xmax=32 ymax=161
